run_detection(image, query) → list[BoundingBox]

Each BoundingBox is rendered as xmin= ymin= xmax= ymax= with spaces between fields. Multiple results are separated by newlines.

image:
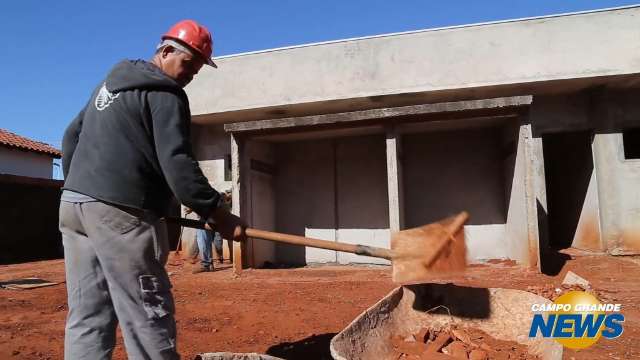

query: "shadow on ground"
xmin=540 ymin=248 xmax=572 ymax=276
xmin=266 ymin=333 xmax=336 ymax=360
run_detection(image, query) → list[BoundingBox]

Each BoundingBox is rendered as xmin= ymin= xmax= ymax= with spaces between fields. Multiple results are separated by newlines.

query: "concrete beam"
xmin=187 ymin=7 xmax=640 ymax=120
xmin=224 ymin=96 xmax=532 ymax=133
xmin=531 ymin=87 xmax=640 ymax=136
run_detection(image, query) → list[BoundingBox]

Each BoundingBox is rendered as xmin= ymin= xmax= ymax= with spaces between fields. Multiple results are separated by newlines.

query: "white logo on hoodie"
xmin=95 ymin=83 xmax=120 ymax=111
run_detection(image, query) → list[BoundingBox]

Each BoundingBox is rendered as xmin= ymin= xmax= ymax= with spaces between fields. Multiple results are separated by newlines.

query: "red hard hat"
xmin=162 ymin=19 xmax=217 ymax=68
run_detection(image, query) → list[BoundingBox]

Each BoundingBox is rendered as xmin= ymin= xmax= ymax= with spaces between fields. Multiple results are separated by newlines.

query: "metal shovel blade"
xmin=391 ymin=212 xmax=468 ymax=284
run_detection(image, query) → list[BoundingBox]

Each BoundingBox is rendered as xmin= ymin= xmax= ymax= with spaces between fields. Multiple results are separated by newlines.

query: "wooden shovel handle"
xmin=245 ymin=228 xmax=395 ymax=260
xmin=164 ymin=217 xmax=394 ymax=260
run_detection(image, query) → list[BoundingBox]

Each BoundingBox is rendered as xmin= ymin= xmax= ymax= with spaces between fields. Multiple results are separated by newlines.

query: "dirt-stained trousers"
xmin=59 ymin=200 xmax=179 ymax=360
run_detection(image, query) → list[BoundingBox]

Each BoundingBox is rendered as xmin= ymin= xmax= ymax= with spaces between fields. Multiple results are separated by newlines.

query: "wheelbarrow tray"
xmin=330 ymin=283 xmax=563 ymax=360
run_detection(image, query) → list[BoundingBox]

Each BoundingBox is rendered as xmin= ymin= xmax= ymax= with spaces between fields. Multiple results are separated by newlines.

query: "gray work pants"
xmin=59 ymin=200 xmax=179 ymax=360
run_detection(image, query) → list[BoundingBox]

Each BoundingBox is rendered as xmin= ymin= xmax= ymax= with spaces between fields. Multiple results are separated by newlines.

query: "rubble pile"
xmin=390 ymin=326 xmax=539 ymax=359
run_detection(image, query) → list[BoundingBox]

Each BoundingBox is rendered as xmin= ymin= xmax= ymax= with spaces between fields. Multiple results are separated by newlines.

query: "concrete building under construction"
xmin=183 ymin=6 xmax=640 ymax=272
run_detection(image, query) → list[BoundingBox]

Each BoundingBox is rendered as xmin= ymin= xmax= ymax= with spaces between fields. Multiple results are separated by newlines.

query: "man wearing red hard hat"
xmin=60 ymin=20 xmax=245 ymax=359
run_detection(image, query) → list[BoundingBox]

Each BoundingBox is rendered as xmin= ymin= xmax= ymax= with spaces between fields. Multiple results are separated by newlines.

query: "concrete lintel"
xmin=187 ymin=7 xmax=640 ymax=118
xmin=224 ymin=96 xmax=532 ymax=133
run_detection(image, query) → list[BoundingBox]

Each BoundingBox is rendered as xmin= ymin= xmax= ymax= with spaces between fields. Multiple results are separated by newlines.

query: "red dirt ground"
xmin=1 ymin=250 xmax=639 ymax=360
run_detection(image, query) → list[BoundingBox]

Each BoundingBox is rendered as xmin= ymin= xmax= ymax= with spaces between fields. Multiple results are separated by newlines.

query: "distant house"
xmin=0 ymin=128 xmax=63 ymax=264
xmin=0 ymin=128 xmax=61 ymax=179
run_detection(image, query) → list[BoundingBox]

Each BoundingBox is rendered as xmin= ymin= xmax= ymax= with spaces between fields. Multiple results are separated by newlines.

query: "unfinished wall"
xmin=275 ymin=140 xmax=336 ymax=265
xmin=0 ymin=148 xmax=53 ymax=179
xmin=542 ymin=132 xmax=602 ymax=251
xmin=335 ymin=136 xmax=390 ymax=264
xmin=530 ymin=92 xmax=617 ymax=256
xmin=192 ymin=124 xmax=232 ymax=192
xmin=181 ymin=124 xmax=233 ymax=259
xmin=573 ymin=171 xmax=602 ymax=251
xmin=274 ymin=135 xmax=389 ymax=265
xmin=402 ymin=126 xmax=514 ymax=261
xmin=593 ymin=133 xmax=640 ymax=254
xmin=403 ymin=127 xmax=508 ymax=225
xmin=246 ymin=140 xmax=277 ymax=267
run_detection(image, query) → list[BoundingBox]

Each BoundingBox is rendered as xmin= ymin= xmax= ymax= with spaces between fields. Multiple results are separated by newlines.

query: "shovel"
xmin=165 ymin=211 xmax=468 ymax=284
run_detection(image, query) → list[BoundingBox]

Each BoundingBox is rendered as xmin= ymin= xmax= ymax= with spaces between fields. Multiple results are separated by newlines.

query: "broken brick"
xmin=420 ymin=352 xmax=457 ymax=359
xmin=391 ymin=335 xmax=429 ymax=356
xmin=442 ymin=340 xmax=469 ymax=359
xmin=451 ymin=328 xmax=473 ymax=346
xmin=416 ymin=327 xmax=430 ymax=343
xmin=425 ymin=332 xmax=452 ymax=353
xmin=468 ymin=349 xmax=488 ymax=360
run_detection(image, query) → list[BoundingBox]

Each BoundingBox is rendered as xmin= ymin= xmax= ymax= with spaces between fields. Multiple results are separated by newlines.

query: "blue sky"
xmin=1 ymin=0 xmax=638 ymax=176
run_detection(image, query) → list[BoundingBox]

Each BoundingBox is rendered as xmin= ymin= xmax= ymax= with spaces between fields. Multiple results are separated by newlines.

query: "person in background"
xmin=189 ymin=189 xmax=231 ymax=273
xmin=185 ymin=207 xmax=221 ymax=273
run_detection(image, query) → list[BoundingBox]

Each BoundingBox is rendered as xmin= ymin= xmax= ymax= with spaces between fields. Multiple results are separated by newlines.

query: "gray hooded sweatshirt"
xmin=62 ymin=59 xmax=220 ymax=217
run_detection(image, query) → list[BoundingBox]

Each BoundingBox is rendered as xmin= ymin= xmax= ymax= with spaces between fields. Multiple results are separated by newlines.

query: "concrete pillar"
xmin=505 ymin=124 xmax=545 ymax=268
xmin=385 ymin=126 xmax=404 ymax=232
xmin=523 ymin=125 xmax=546 ymax=269
xmin=230 ymin=133 xmax=246 ymax=273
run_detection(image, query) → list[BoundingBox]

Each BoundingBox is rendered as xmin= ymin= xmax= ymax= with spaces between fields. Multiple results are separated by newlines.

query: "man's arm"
xmin=61 ymin=106 xmax=87 ymax=179
xmin=148 ymin=91 xmax=221 ymax=218
xmin=149 ymin=91 xmax=247 ymax=241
